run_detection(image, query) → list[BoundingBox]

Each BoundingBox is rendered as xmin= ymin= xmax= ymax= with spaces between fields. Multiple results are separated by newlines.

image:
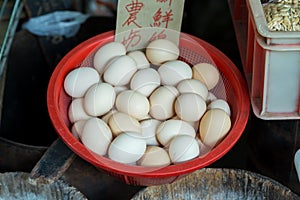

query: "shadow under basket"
xmin=47 ymin=31 xmax=250 ymax=186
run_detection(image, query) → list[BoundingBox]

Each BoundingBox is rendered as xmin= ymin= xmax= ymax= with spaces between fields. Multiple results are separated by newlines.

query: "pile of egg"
xmin=63 ymin=38 xmax=231 ymax=167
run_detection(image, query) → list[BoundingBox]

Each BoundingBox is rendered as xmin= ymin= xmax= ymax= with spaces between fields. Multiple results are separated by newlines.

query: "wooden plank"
xmin=29 ymin=138 xmax=76 ymax=184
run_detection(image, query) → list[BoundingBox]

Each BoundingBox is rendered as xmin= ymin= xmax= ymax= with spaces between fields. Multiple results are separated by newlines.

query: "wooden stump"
xmin=0 ymin=172 xmax=86 ymax=199
xmin=131 ymin=168 xmax=300 ymax=200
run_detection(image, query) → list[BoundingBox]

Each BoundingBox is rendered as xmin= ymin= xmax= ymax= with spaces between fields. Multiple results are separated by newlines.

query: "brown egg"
xmin=108 ymin=112 xmax=141 ymax=137
xmin=199 ymin=109 xmax=231 ymax=148
xmin=192 ymin=63 xmax=220 ymax=90
xmin=137 ymin=146 xmax=170 ymax=167
xmin=145 ymin=39 xmax=179 ymax=65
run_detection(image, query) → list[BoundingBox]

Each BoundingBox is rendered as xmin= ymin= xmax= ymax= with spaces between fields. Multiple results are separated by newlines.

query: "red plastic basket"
xmin=47 ymin=31 xmax=250 ymax=186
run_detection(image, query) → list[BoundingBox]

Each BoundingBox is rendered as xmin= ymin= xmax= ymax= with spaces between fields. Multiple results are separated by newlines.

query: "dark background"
xmin=0 ymin=0 xmax=299 ymax=199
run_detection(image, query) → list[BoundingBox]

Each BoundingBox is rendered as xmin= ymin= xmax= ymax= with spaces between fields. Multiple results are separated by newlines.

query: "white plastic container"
xmin=229 ymin=0 xmax=300 ymax=120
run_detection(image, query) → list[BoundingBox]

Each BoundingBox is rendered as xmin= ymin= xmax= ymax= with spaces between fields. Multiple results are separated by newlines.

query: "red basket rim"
xmin=47 ymin=31 xmax=250 ymax=178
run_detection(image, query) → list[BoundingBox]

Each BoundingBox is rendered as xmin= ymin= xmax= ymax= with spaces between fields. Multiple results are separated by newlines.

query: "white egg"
xmin=115 ymin=90 xmax=150 ymax=120
xmin=156 ymin=119 xmax=196 ymax=146
xmin=192 ymin=63 xmax=220 ymax=90
xmin=108 ymin=112 xmax=141 ymax=137
xmin=93 ymin=42 xmax=126 ymax=74
xmin=169 ymin=135 xmax=200 ymax=163
xmin=84 ymin=82 xmax=116 ymax=116
xmin=130 ymin=68 xmax=161 ymax=97
xmin=189 ymin=120 xmax=200 ymax=132
xmin=199 ymin=109 xmax=231 ymax=148
xmin=140 ymin=118 xmax=161 ymax=146
xmin=207 ymin=99 xmax=231 ymax=116
xmin=139 ymin=114 xmax=152 ymax=121
xmin=175 ymin=93 xmax=206 ymax=122
xmin=101 ymin=109 xmax=118 ymax=123
xmin=114 ymin=85 xmax=128 ymax=95
xmin=71 ymin=120 xmax=86 ymax=139
xmin=137 ymin=146 xmax=170 ymax=167
xmin=81 ymin=117 xmax=113 ymax=156
xmin=145 ymin=39 xmax=179 ymax=65
xmin=158 ymin=60 xmax=192 ymax=86
xmin=172 ymin=115 xmax=199 ymax=132
xmin=64 ymin=67 xmax=100 ymax=98
xmin=68 ymin=98 xmax=92 ymax=123
xmin=195 ymin=135 xmax=212 ymax=157
xmin=177 ymin=79 xmax=208 ymax=100
xmin=127 ymin=50 xmax=150 ymax=69
xmin=206 ymin=92 xmax=217 ymax=104
xmin=103 ymin=55 xmax=137 ymax=86
xmin=149 ymin=85 xmax=179 ymax=120
xmin=108 ymin=132 xmax=146 ymax=164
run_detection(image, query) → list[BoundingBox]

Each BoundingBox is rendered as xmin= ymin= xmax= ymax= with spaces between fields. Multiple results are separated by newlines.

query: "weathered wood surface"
xmin=131 ymin=168 xmax=300 ymax=200
xmin=0 ymin=172 xmax=87 ymax=199
xmin=29 ymin=138 xmax=76 ymax=185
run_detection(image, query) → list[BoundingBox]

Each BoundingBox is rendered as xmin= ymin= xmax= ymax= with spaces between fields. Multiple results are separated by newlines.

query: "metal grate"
xmin=0 ymin=0 xmax=23 ymax=77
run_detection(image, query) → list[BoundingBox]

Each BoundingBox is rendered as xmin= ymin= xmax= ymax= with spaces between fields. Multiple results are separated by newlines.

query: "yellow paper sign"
xmin=115 ymin=0 xmax=185 ymax=51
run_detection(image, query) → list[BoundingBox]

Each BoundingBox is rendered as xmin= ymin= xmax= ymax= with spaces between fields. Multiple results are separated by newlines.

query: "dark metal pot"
xmin=0 ymin=137 xmax=47 ymax=173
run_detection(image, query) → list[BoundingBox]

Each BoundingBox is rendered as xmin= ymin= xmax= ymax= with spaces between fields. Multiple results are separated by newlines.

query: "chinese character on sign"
xmin=150 ymin=8 xmax=173 ymax=28
xmin=121 ymin=29 xmax=142 ymax=49
xmin=148 ymin=29 xmax=167 ymax=43
xmin=116 ymin=0 xmax=184 ymax=50
xmin=156 ymin=0 xmax=172 ymax=7
xmin=122 ymin=0 xmax=144 ymax=28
